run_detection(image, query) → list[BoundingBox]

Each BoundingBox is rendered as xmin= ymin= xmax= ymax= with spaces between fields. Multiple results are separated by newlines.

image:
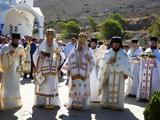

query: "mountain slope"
xmin=34 ymin=0 xmax=160 ymax=21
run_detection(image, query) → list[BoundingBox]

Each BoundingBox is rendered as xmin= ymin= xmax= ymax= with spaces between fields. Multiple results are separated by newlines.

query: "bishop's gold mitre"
xmin=78 ymin=33 xmax=88 ymax=42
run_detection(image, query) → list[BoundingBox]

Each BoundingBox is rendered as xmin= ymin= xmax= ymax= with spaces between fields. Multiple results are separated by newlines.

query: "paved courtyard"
xmin=0 ymin=78 xmax=146 ymax=120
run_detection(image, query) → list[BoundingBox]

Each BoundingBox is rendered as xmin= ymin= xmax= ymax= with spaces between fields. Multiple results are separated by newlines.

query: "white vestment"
xmin=0 ymin=43 xmax=25 ymax=110
xmin=127 ymin=48 xmax=143 ymax=95
xmin=62 ymin=47 xmax=94 ymax=110
xmin=98 ymin=48 xmax=132 ymax=109
xmin=21 ymin=43 xmax=31 ymax=73
xmin=137 ymin=48 xmax=160 ymax=101
xmin=89 ymin=48 xmax=100 ymax=102
xmin=33 ymin=39 xmax=63 ymax=107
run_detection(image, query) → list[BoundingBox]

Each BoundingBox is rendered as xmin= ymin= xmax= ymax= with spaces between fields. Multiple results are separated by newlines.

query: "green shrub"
xmin=61 ymin=21 xmax=80 ymax=39
xmin=109 ymin=13 xmax=128 ymax=30
xmin=144 ymin=91 xmax=160 ymax=120
xmin=148 ymin=17 xmax=160 ymax=38
xmin=101 ymin=19 xmax=124 ymax=40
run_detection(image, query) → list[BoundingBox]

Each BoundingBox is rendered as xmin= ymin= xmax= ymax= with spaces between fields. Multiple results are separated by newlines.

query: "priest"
xmin=98 ymin=36 xmax=132 ymax=110
xmin=0 ymin=33 xmax=25 ymax=110
xmin=62 ymin=33 xmax=94 ymax=110
xmin=127 ymin=39 xmax=143 ymax=97
xmin=33 ymin=29 xmax=63 ymax=109
xmin=137 ymin=37 xmax=160 ymax=101
xmin=89 ymin=38 xmax=100 ymax=102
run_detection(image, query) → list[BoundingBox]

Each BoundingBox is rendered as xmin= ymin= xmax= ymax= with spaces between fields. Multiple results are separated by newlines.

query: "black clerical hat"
xmin=131 ymin=38 xmax=138 ymax=43
xmin=12 ymin=33 xmax=20 ymax=39
xmin=98 ymin=41 xmax=103 ymax=45
xmin=90 ymin=38 xmax=98 ymax=43
xmin=111 ymin=36 xmax=122 ymax=44
xmin=150 ymin=37 xmax=158 ymax=42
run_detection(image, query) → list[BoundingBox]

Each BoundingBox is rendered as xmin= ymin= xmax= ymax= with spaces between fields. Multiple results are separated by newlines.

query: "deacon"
xmin=0 ymin=33 xmax=25 ymax=110
xmin=127 ymin=38 xmax=143 ymax=97
xmin=33 ymin=29 xmax=63 ymax=109
xmin=62 ymin=33 xmax=94 ymax=110
xmin=98 ymin=36 xmax=132 ymax=110
xmin=137 ymin=37 xmax=160 ymax=101
xmin=22 ymin=36 xmax=37 ymax=79
xmin=89 ymin=38 xmax=100 ymax=102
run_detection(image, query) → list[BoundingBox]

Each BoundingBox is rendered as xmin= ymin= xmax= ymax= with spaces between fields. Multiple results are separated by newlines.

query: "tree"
xmin=61 ymin=21 xmax=80 ymax=39
xmin=44 ymin=21 xmax=56 ymax=29
xmin=101 ymin=19 xmax=124 ymax=40
xmin=87 ymin=16 xmax=97 ymax=32
xmin=110 ymin=13 xmax=128 ymax=29
xmin=54 ymin=21 xmax=66 ymax=33
xmin=148 ymin=17 xmax=160 ymax=38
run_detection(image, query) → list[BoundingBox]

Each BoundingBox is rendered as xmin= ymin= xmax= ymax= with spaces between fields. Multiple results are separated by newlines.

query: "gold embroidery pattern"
xmin=71 ymin=74 xmax=87 ymax=81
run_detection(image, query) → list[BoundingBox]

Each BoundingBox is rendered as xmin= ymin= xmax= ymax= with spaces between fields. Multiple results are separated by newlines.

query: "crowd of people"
xmin=0 ymin=29 xmax=160 ymax=111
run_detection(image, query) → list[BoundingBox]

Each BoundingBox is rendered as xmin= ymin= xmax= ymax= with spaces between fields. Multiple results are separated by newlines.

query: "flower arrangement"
xmin=140 ymin=52 xmax=156 ymax=59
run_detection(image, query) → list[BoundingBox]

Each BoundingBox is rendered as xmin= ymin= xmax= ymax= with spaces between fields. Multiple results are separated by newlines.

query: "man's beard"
xmin=91 ymin=46 xmax=96 ymax=49
xmin=47 ymin=40 xmax=53 ymax=47
xmin=11 ymin=42 xmax=18 ymax=48
xmin=77 ymin=47 xmax=83 ymax=51
xmin=113 ymin=47 xmax=120 ymax=52
xmin=77 ymin=45 xmax=83 ymax=51
xmin=150 ymin=46 xmax=157 ymax=50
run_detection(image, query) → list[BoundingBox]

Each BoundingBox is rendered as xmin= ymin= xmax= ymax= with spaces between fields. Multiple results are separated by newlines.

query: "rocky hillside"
xmin=34 ymin=0 xmax=160 ymax=22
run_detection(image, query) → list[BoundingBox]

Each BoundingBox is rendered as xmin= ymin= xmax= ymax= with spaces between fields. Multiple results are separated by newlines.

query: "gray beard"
xmin=77 ymin=46 xmax=83 ymax=51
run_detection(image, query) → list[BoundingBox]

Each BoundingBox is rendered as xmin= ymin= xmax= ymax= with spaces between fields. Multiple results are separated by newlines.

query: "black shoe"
xmin=137 ymin=98 xmax=149 ymax=102
xmin=33 ymin=105 xmax=45 ymax=109
xmin=29 ymin=74 xmax=34 ymax=79
xmin=101 ymin=106 xmax=109 ymax=109
xmin=29 ymin=76 xmax=34 ymax=79
xmin=128 ymin=94 xmax=136 ymax=98
xmin=23 ymin=74 xmax=27 ymax=79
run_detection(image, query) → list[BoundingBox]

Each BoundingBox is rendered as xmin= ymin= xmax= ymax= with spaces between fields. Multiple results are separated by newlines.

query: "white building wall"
xmin=15 ymin=0 xmax=21 ymax=4
xmin=0 ymin=0 xmax=44 ymax=38
xmin=18 ymin=0 xmax=34 ymax=7
xmin=2 ymin=9 xmax=35 ymax=36
xmin=26 ymin=0 xmax=34 ymax=7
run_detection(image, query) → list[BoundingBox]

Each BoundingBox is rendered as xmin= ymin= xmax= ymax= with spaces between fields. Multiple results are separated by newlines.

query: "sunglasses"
xmin=47 ymin=32 xmax=54 ymax=36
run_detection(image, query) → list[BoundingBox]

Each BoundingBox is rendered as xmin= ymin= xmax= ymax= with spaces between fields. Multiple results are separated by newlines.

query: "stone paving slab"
xmin=0 ymin=78 xmax=146 ymax=120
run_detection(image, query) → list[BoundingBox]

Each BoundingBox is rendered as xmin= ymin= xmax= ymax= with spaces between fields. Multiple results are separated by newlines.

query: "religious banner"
xmin=139 ymin=51 xmax=156 ymax=100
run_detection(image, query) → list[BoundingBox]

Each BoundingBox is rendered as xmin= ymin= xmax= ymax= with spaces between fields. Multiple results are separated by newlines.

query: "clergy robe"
xmin=137 ymin=48 xmax=160 ymax=101
xmin=62 ymin=47 xmax=94 ymax=110
xmin=0 ymin=43 xmax=25 ymax=110
xmin=33 ymin=39 xmax=63 ymax=107
xmin=89 ymin=48 xmax=100 ymax=102
xmin=128 ymin=48 xmax=143 ymax=96
xmin=21 ymin=42 xmax=31 ymax=73
xmin=98 ymin=48 xmax=132 ymax=110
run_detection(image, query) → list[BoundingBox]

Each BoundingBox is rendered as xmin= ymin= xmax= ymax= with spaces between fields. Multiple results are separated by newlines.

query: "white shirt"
xmin=64 ymin=42 xmax=75 ymax=58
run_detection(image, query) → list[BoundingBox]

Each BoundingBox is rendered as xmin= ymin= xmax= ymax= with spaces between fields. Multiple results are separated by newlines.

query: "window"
xmin=9 ymin=24 xmax=13 ymax=34
xmin=14 ymin=26 xmax=18 ymax=32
